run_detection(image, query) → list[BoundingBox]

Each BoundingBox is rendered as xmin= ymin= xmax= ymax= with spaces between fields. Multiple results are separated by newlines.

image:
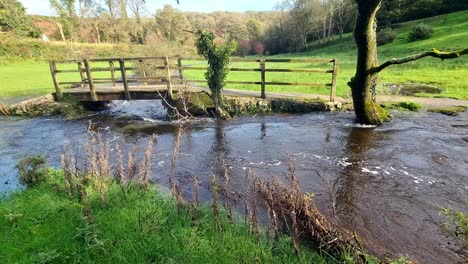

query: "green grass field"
xmin=1 ymin=11 xmax=467 ymax=100
xmin=0 ymin=171 xmax=333 ymax=263
xmin=184 ymin=10 xmax=468 ymax=100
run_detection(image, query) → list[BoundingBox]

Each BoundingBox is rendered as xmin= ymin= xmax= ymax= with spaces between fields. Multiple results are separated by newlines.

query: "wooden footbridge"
xmin=49 ymin=56 xmax=339 ymax=103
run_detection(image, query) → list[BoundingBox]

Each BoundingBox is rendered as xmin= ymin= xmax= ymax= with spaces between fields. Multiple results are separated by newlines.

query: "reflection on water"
xmin=0 ymin=100 xmax=467 ymax=263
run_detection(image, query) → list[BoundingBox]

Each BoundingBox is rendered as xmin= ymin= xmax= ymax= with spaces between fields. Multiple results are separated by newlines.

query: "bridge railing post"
xmin=119 ymin=58 xmax=131 ymax=101
xmin=49 ymin=60 xmax=62 ymax=100
xmin=109 ymin=60 xmax=116 ymax=87
xmin=164 ymin=56 xmax=173 ymax=99
xmin=177 ymin=56 xmax=183 ymax=82
xmin=330 ymin=59 xmax=338 ymax=102
xmin=83 ymin=59 xmax=98 ymax=101
xmin=138 ymin=59 xmax=148 ymax=86
xmin=260 ymin=58 xmax=266 ymax=99
xmin=77 ymin=61 xmax=85 ymax=87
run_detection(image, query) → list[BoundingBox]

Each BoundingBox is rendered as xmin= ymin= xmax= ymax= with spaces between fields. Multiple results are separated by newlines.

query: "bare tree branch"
xmin=369 ymin=48 xmax=468 ymax=74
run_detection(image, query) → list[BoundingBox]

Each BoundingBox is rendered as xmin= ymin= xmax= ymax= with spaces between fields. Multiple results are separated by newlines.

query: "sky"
xmin=18 ymin=0 xmax=276 ymax=16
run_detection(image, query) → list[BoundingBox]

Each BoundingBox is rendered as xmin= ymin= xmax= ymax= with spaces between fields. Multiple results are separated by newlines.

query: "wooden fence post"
xmin=77 ymin=61 xmax=85 ymax=87
xmin=49 ymin=60 xmax=62 ymax=100
xmin=119 ymin=58 xmax=131 ymax=100
xmin=83 ymin=59 xmax=98 ymax=101
xmin=260 ymin=58 xmax=266 ymax=99
xmin=177 ymin=56 xmax=184 ymax=81
xmin=330 ymin=59 xmax=338 ymax=102
xmin=164 ymin=56 xmax=173 ymax=99
xmin=138 ymin=59 xmax=148 ymax=86
xmin=109 ymin=60 xmax=116 ymax=87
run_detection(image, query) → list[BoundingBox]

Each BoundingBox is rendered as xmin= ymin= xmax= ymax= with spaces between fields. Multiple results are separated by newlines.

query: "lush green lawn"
xmin=185 ymin=10 xmax=468 ymax=100
xmin=1 ymin=11 xmax=467 ymax=100
xmin=0 ymin=171 xmax=333 ymax=263
xmin=0 ymin=61 xmax=57 ymax=99
xmin=0 ymin=60 xmax=133 ymax=99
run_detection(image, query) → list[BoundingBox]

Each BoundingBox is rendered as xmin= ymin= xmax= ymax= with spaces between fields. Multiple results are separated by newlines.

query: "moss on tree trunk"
xmin=349 ymin=0 xmax=390 ymax=125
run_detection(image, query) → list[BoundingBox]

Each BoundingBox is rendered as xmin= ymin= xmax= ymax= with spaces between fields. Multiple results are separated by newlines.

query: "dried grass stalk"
xmin=211 ymin=173 xmax=222 ymax=231
xmin=191 ymin=175 xmax=200 ymax=212
xmin=170 ymin=126 xmax=182 ymax=196
xmin=256 ymin=173 xmax=358 ymax=257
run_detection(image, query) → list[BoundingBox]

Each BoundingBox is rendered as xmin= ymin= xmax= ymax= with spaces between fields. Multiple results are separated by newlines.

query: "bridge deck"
xmin=62 ymin=84 xmax=172 ymax=101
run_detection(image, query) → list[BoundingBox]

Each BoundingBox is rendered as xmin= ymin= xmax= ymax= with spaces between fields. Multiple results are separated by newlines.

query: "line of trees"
xmin=1 ymin=0 xmax=467 ymax=55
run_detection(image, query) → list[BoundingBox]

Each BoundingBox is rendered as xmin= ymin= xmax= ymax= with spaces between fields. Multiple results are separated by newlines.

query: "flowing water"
xmin=0 ymin=100 xmax=467 ymax=263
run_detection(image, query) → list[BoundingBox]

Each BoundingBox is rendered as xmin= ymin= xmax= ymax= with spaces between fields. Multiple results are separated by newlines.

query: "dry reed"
xmin=0 ymin=103 xmax=11 ymax=116
xmin=211 ymin=173 xmax=222 ymax=231
xmin=170 ymin=126 xmax=183 ymax=197
xmin=255 ymin=162 xmax=360 ymax=257
xmin=191 ymin=175 xmax=200 ymax=215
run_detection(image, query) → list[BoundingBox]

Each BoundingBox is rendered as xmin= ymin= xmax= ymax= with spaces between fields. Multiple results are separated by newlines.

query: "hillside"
xmin=284 ymin=10 xmax=468 ymax=100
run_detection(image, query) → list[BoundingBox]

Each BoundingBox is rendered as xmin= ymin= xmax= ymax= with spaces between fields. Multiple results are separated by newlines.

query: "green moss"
xmin=381 ymin=101 xmax=422 ymax=111
xmin=427 ymin=106 xmax=466 ymax=116
xmin=365 ymin=100 xmax=392 ymax=125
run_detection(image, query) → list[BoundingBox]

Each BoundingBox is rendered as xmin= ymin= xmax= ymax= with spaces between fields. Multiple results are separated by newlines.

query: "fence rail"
xmin=49 ymin=56 xmax=338 ymax=102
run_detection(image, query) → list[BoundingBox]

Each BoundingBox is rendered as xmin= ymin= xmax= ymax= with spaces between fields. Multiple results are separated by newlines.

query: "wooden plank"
xmin=109 ymin=61 xmax=116 ymax=87
xmin=77 ymin=61 xmax=85 ymax=87
xmin=177 ymin=57 xmax=184 ymax=80
xmin=60 ymin=81 xmax=87 ymax=85
xmin=88 ymin=67 xmax=114 ymax=72
xmin=180 ymin=56 xmax=205 ymax=61
xmin=230 ymin=58 xmax=260 ymax=62
xmin=139 ymin=59 xmax=148 ymax=86
xmin=264 ymin=58 xmax=332 ymax=63
xmin=226 ymin=81 xmax=262 ymax=85
xmin=230 ymin=68 xmax=262 ymax=72
xmin=164 ymin=56 xmax=173 ymax=99
xmin=83 ymin=59 xmax=98 ymax=101
xmin=122 ymin=56 xmax=166 ymax=61
xmin=265 ymin=69 xmax=333 ymax=73
xmin=181 ymin=66 xmax=207 ymax=70
xmin=330 ymin=59 xmax=338 ymax=102
xmin=265 ymin=82 xmax=331 ymax=87
xmin=49 ymin=61 xmax=62 ymax=100
xmin=55 ymin=69 xmax=82 ymax=73
xmin=88 ymin=58 xmax=120 ymax=62
xmin=260 ymin=58 xmax=266 ymax=99
xmin=119 ymin=58 xmax=131 ymax=100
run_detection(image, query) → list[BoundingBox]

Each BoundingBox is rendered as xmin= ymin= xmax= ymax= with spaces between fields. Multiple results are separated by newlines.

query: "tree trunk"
xmin=349 ymin=0 xmax=390 ymax=125
xmin=56 ymin=22 xmax=66 ymax=41
xmin=94 ymin=24 xmax=101 ymax=44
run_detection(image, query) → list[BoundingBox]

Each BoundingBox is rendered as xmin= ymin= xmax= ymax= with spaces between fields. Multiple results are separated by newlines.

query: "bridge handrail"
xmin=49 ymin=56 xmax=338 ymax=102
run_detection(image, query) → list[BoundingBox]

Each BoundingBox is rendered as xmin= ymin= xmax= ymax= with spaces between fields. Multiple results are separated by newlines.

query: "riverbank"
xmin=0 ymin=169 xmax=340 ymax=263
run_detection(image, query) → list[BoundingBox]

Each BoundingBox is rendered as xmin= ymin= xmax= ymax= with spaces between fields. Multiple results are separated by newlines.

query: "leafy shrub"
xmin=408 ymin=24 xmax=433 ymax=41
xmin=195 ymin=30 xmax=237 ymax=116
xmin=377 ymin=28 xmax=397 ymax=46
xmin=16 ymin=155 xmax=48 ymax=186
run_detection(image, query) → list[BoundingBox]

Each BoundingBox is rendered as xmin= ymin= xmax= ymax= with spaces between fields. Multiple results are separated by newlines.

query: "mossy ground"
xmin=381 ymin=101 xmax=422 ymax=112
xmin=427 ymin=106 xmax=466 ymax=116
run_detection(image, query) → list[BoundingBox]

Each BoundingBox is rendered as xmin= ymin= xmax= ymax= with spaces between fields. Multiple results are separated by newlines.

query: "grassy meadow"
xmin=0 ymin=170 xmax=335 ymax=263
xmin=185 ymin=10 xmax=468 ymax=100
xmin=1 ymin=10 xmax=467 ymax=100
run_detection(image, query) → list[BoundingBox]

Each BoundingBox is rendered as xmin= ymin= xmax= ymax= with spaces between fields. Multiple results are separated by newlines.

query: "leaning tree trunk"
xmin=349 ymin=0 xmax=390 ymax=125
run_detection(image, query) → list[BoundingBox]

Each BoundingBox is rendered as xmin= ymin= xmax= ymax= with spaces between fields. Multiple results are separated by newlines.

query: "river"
xmin=0 ymin=100 xmax=467 ymax=263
